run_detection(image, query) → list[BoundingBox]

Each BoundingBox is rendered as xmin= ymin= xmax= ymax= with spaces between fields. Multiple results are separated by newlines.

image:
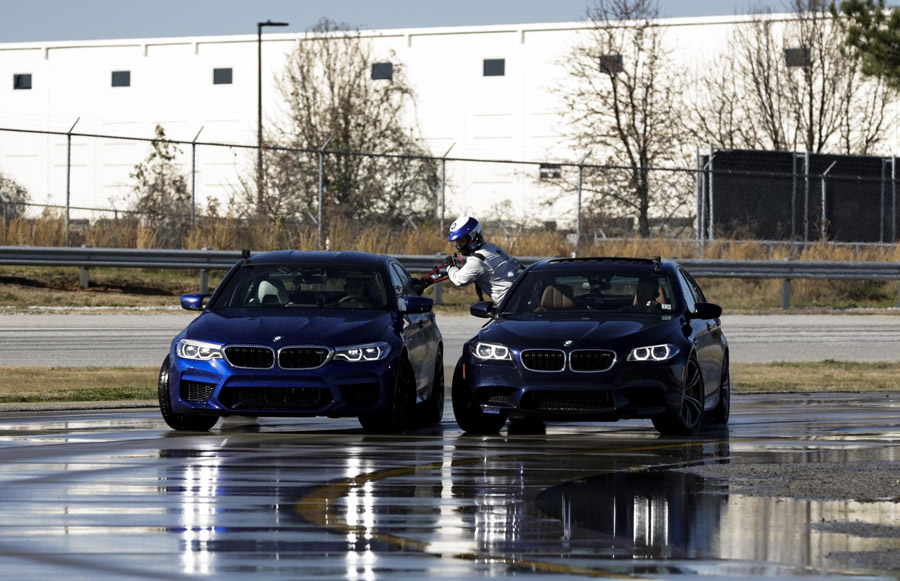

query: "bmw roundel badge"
xmin=564 ymin=340 xmax=574 ymax=347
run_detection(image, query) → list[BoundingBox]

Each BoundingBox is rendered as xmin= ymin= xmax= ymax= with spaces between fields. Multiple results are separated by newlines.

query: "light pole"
xmin=257 ymin=19 xmax=289 ymax=212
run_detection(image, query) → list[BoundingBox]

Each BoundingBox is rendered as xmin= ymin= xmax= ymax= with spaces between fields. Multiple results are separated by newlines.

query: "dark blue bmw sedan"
xmin=158 ymin=250 xmax=443 ymax=433
xmin=452 ymin=257 xmax=728 ymax=436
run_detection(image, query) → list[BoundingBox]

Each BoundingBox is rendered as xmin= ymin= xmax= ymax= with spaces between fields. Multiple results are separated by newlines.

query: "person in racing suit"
xmin=442 ymin=216 xmax=523 ymax=305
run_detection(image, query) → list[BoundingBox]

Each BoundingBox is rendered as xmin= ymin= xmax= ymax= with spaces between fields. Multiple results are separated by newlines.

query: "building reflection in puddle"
xmin=171 ymin=452 xmax=222 ymax=575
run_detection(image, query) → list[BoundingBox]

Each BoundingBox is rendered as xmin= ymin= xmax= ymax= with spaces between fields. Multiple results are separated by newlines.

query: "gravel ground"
xmin=681 ymin=460 xmax=900 ymax=572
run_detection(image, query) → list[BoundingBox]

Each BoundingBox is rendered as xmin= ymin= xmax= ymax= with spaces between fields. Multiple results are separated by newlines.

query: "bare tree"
xmin=251 ymin=18 xmax=439 ymax=228
xmin=0 ymin=169 xmax=29 ymax=221
xmin=686 ymin=0 xmax=892 ymax=155
xmin=130 ymin=125 xmax=191 ymax=247
xmin=561 ymin=0 xmax=688 ymax=237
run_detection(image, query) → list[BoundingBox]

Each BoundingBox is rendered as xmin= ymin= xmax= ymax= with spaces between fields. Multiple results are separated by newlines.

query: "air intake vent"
xmin=224 ymin=346 xmax=275 ymax=368
xmin=570 ymin=350 xmax=616 ymax=372
xmin=181 ymin=380 xmax=215 ymax=403
xmin=521 ymin=349 xmax=565 ymax=372
xmin=520 ymin=391 xmax=614 ymax=412
xmin=279 ymin=347 xmax=331 ymax=369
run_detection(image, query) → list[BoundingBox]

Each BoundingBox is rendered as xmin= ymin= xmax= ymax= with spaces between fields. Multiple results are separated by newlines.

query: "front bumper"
xmin=167 ymin=354 xmax=398 ymax=417
xmin=460 ymin=352 xmax=687 ymax=421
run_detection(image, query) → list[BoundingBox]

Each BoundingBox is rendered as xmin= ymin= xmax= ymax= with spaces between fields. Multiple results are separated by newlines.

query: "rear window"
xmin=501 ymin=268 xmax=677 ymax=315
xmin=210 ymin=264 xmax=388 ymax=310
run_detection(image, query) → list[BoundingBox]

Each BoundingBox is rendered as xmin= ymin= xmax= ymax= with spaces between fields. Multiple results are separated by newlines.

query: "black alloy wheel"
xmin=652 ymin=356 xmax=705 ymax=436
xmin=359 ymin=357 xmax=416 ymax=433
xmin=157 ymin=356 xmax=218 ymax=432
xmin=451 ymin=358 xmax=507 ymax=434
xmin=420 ymin=347 xmax=445 ymax=424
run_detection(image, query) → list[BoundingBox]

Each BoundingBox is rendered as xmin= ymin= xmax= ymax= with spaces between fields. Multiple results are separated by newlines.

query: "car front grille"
xmin=520 ymin=349 xmax=565 ymax=372
xmin=520 ymin=390 xmax=615 ymax=413
xmin=181 ymin=380 xmax=215 ymax=403
xmin=218 ymin=386 xmax=332 ymax=410
xmin=224 ymin=346 xmax=275 ymax=369
xmin=278 ymin=347 xmax=331 ymax=369
xmin=570 ymin=350 xmax=616 ymax=372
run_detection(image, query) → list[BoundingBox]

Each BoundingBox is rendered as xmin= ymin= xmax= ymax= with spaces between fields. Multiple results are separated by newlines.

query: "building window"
xmin=371 ymin=62 xmax=393 ymax=81
xmin=599 ymin=54 xmax=623 ymax=74
xmin=111 ymin=71 xmax=131 ymax=87
xmin=213 ymin=68 xmax=233 ymax=85
xmin=784 ymin=47 xmax=811 ymax=68
xmin=539 ymin=164 xmax=562 ymax=180
xmin=483 ymin=59 xmax=505 ymax=77
xmin=13 ymin=74 xmax=31 ymax=90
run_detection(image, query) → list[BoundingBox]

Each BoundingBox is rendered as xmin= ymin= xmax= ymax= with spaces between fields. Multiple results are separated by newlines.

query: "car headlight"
xmin=334 ymin=342 xmax=391 ymax=362
xmin=473 ymin=342 xmax=512 ymax=361
xmin=177 ymin=339 xmax=223 ymax=361
xmin=627 ymin=344 xmax=679 ymax=362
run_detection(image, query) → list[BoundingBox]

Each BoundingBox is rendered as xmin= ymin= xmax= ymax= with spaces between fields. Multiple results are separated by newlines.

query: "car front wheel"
xmin=419 ymin=347 xmax=444 ymax=425
xmin=158 ymin=356 xmax=218 ymax=432
xmin=359 ymin=357 xmax=416 ymax=433
xmin=704 ymin=353 xmax=730 ymax=427
xmin=652 ymin=356 xmax=704 ymax=436
xmin=451 ymin=358 xmax=507 ymax=434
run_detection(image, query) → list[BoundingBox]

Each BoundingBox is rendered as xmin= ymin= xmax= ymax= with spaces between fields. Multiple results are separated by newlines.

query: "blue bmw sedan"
xmin=452 ymin=257 xmax=728 ymax=436
xmin=158 ymin=250 xmax=443 ymax=433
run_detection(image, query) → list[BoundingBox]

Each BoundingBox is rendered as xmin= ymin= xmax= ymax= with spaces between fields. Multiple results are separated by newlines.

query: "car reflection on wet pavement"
xmin=0 ymin=393 xmax=898 ymax=579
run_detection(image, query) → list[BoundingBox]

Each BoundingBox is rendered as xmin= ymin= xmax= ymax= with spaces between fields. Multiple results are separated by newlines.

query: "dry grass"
xmin=0 ymin=367 xmax=156 ymax=402
xmin=732 ymin=361 xmax=900 ymax=393
xmin=4 ymin=214 xmax=900 ymax=309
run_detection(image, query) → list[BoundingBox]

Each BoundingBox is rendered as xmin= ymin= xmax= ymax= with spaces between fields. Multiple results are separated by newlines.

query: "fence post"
xmin=317 ymin=136 xmax=332 ymax=251
xmin=708 ymin=144 xmax=715 ymax=241
xmin=80 ymin=244 xmax=91 ymax=290
xmin=821 ymin=161 xmax=836 ymax=240
xmin=191 ymin=126 xmax=203 ymax=231
xmin=199 ymin=248 xmax=210 ymax=294
xmin=782 ymin=279 xmax=791 ymax=310
xmin=440 ymin=144 xmax=454 ymax=234
xmin=791 ymin=152 xmax=797 ymax=242
xmin=804 ymin=152 xmax=810 ymax=244
xmin=881 ymin=158 xmax=887 ymax=243
xmin=65 ymin=117 xmax=80 ymax=245
xmin=695 ymin=146 xmax=702 ymax=247
xmin=574 ymin=152 xmax=589 ymax=257
xmin=893 ymin=156 xmax=897 ymax=243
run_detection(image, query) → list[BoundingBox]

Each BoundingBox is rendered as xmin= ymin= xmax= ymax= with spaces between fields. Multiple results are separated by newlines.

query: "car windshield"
xmin=500 ymin=267 xmax=678 ymax=316
xmin=209 ymin=263 xmax=389 ymax=310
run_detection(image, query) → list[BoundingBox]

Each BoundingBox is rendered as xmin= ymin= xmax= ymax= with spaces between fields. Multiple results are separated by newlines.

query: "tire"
xmin=451 ymin=358 xmax=507 ymax=434
xmin=704 ymin=353 xmax=730 ymax=427
xmin=358 ymin=357 xmax=416 ymax=433
xmin=158 ymin=356 xmax=218 ymax=432
xmin=652 ymin=356 xmax=705 ymax=436
xmin=419 ymin=347 xmax=444 ymax=425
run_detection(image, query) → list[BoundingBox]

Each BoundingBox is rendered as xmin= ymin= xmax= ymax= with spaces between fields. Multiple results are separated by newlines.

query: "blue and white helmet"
xmin=448 ymin=216 xmax=484 ymax=255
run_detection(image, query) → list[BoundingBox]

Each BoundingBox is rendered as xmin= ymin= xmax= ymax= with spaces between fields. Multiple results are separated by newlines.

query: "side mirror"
xmin=399 ymin=295 xmax=433 ymax=314
xmin=690 ymin=302 xmax=722 ymax=320
xmin=181 ymin=293 xmax=210 ymax=311
xmin=469 ymin=301 xmax=494 ymax=319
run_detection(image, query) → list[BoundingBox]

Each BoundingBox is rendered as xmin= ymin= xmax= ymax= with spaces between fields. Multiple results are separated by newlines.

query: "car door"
xmin=676 ymin=269 xmax=719 ymax=406
xmin=684 ymin=270 xmax=724 ymax=388
xmin=389 ymin=263 xmax=431 ymax=394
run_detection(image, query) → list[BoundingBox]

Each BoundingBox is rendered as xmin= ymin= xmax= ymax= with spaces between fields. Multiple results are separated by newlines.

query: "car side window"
xmin=389 ymin=263 xmax=413 ymax=298
xmin=682 ymin=271 xmax=707 ymax=303
xmin=676 ymin=270 xmax=696 ymax=313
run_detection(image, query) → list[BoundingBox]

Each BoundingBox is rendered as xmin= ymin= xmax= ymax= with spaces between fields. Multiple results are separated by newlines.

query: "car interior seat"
xmin=538 ymin=284 xmax=576 ymax=311
xmin=257 ymin=279 xmax=289 ymax=305
xmin=633 ymin=276 xmax=664 ymax=307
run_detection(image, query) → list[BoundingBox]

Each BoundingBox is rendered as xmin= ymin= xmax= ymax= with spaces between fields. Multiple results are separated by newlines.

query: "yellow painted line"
xmin=296 ymin=439 xmax=723 ymax=578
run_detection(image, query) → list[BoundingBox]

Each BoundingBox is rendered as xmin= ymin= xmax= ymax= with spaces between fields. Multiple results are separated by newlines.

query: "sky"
xmin=0 ymin=0 xmax=789 ymax=43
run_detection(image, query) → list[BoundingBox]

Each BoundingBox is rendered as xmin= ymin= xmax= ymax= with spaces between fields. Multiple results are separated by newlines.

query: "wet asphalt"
xmin=1 ymin=392 xmax=899 ymax=579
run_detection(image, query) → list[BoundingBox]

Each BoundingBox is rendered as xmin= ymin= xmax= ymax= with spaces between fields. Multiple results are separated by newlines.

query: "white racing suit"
xmin=446 ymin=242 xmax=523 ymax=304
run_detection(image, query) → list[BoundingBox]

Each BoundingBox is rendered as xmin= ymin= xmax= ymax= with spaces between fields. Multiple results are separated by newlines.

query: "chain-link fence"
xmin=0 ymin=126 xmax=898 ymax=251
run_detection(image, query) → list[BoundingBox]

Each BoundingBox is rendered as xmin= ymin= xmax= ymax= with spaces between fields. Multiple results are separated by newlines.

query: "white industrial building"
xmin=0 ymin=13 xmax=890 ymax=227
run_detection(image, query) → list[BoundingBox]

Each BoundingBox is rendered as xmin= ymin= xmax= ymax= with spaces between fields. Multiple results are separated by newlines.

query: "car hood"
xmin=479 ymin=314 xmax=681 ymax=350
xmin=184 ymin=309 xmax=396 ymax=347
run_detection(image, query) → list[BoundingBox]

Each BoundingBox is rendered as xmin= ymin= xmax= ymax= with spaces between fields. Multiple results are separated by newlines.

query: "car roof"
xmin=529 ymin=256 xmax=678 ymax=274
xmin=244 ymin=250 xmax=390 ymax=268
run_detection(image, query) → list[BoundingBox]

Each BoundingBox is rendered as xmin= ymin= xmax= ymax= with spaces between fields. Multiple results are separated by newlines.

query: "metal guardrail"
xmin=1 ymin=246 xmax=899 ymax=309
